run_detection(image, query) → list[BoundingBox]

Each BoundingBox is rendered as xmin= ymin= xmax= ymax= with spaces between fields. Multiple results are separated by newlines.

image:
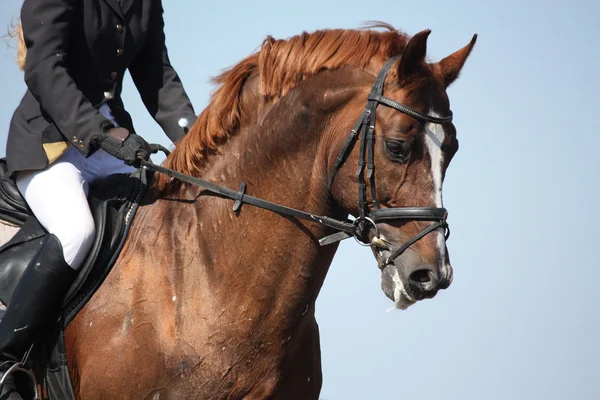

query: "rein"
xmin=139 ymin=157 xmax=359 ymax=243
xmin=142 ymin=54 xmax=452 ymax=267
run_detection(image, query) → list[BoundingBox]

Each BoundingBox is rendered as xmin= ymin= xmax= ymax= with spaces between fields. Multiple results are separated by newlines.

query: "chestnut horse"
xmin=10 ymin=25 xmax=475 ymax=399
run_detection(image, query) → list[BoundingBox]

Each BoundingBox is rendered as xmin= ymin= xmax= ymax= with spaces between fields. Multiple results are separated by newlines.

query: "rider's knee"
xmin=52 ymin=214 xmax=96 ymax=270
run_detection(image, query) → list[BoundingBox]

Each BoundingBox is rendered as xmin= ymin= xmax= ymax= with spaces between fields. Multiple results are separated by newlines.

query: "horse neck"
xmin=147 ymin=72 xmax=359 ymax=335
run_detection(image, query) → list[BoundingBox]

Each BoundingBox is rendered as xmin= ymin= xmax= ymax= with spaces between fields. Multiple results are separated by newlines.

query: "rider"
xmin=0 ymin=0 xmax=196 ymax=397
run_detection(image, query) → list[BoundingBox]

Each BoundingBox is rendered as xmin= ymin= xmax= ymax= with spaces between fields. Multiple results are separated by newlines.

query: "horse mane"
xmin=162 ymin=24 xmax=410 ymax=193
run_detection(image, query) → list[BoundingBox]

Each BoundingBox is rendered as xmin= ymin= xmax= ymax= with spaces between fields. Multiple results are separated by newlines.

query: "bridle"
xmin=325 ymin=54 xmax=451 ymax=266
xmin=141 ymin=54 xmax=451 ymax=267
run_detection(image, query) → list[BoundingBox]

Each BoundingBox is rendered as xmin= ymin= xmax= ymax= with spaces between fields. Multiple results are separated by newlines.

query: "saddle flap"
xmin=0 ymin=217 xmax=46 ymax=305
xmin=63 ymin=171 xmax=144 ymax=308
xmin=0 ymin=158 xmax=29 ymax=226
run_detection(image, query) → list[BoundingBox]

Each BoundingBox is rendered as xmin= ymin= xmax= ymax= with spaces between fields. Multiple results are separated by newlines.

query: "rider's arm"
xmin=128 ymin=0 xmax=196 ymax=144
xmin=20 ymin=0 xmax=114 ymax=155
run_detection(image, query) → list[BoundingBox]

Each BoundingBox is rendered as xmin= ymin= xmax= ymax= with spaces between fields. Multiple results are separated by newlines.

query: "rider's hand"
xmin=93 ymin=128 xmax=152 ymax=166
xmin=107 ymin=126 xmax=129 ymax=142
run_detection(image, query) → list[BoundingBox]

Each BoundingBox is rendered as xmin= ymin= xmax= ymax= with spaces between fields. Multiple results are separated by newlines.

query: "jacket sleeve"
xmin=129 ymin=0 xmax=196 ymax=144
xmin=20 ymin=0 xmax=113 ymax=155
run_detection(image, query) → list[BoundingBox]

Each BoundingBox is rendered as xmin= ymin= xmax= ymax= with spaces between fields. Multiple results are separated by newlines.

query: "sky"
xmin=1 ymin=1 xmax=599 ymax=399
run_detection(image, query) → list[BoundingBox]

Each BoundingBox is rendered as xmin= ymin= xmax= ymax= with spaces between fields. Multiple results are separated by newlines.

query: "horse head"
xmin=327 ymin=30 xmax=477 ymax=309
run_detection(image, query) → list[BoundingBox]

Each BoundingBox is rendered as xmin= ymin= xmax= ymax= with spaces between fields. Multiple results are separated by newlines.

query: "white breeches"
xmin=16 ymin=147 xmax=134 ymax=270
xmin=15 ymin=105 xmax=133 ymax=270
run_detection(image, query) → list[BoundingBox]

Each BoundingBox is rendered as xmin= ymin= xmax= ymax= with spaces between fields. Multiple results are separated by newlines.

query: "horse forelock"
xmin=155 ymin=23 xmax=410 ymax=194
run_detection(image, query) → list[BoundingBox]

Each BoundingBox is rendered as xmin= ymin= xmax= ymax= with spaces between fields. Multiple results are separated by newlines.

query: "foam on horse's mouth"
xmin=387 ymin=267 xmax=416 ymax=311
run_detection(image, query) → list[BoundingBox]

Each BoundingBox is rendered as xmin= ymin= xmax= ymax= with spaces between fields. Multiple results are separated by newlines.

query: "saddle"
xmin=0 ymin=158 xmax=149 ymax=400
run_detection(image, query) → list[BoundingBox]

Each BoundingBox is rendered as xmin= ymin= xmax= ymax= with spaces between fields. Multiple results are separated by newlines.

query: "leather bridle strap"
xmin=369 ymin=207 xmax=447 ymax=221
xmin=318 ymin=207 xmax=448 ymax=246
xmin=381 ymin=221 xmax=447 ymax=269
xmin=356 ymin=113 xmax=368 ymax=222
xmin=140 ymin=160 xmax=356 ymax=237
xmin=366 ymin=94 xmax=453 ymax=124
xmin=364 ymin=56 xmax=399 ymax=213
xmin=327 ymin=111 xmax=366 ymax=190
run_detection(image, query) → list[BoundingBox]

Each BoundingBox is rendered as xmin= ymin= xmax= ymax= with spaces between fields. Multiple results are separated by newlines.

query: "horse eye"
xmin=385 ymin=139 xmax=412 ymax=161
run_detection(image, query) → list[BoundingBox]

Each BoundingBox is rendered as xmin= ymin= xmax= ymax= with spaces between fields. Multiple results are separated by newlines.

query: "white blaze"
xmin=389 ymin=111 xmax=452 ymax=311
xmin=424 ymin=113 xmax=444 ymax=207
xmin=424 ymin=111 xmax=448 ymax=272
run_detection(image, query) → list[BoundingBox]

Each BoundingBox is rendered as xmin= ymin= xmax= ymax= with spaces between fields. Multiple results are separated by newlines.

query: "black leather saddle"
xmin=0 ymin=158 xmax=149 ymax=400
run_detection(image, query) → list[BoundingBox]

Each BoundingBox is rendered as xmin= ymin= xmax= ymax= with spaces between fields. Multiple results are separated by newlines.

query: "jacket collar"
xmin=120 ymin=0 xmax=136 ymax=16
xmin=102 ymin=0 xmax=123 ymax=18
xmin=102 ymin=0 xmax=137 ymax=19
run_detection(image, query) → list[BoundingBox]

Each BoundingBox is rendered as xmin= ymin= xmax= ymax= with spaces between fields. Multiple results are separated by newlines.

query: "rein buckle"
xmin=232 ymin=182 xmax=247 ymax=215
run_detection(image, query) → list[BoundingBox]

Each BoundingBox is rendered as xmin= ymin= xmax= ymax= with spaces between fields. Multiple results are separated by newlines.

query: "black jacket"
xmin=6 ymin=0 xmax=196 ymax=175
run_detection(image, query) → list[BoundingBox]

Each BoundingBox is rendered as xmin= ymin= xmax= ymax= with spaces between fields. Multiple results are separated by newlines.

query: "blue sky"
xmin=1 ymin=0 xmax=599 ymax=399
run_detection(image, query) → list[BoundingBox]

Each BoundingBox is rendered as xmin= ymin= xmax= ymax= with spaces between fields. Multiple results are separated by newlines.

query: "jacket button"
xmin=110 ymin=71 xmax=118 ymax=80
xmin=104 ymin=91 xmax=113 ymax=100
xmin=73 ymin=137 xmax=79 ymax=143
xmin=178 ymin=118 xmax=189 ymax=128
xmin=116 ymin=49 xmax=123 ymax=56
xmin=78 ymin=142 xmax=84 ymax=148
xmin=116 ymin=24 xmax=124 ymax=33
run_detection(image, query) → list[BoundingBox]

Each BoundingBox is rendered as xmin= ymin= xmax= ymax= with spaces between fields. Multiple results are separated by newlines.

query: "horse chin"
xmin=380 ymin=263 xmax=416 ymax=311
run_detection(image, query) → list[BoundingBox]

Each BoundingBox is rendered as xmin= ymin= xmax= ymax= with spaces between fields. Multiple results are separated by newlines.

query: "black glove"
xmin=93 ymin=128 xmax=152 ymax=166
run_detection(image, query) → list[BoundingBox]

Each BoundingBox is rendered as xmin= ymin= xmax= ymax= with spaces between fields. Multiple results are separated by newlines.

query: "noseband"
xmin=142 ymin=55 xmax=451 ymax=267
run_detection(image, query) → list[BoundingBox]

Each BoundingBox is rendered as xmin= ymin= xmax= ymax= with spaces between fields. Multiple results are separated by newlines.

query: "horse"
xmin=1 ymin=24 xmax=475 ymax=399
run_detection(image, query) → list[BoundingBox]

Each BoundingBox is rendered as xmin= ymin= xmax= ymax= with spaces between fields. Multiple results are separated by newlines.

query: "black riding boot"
xmin=0 ymin=234 xmax=77 ymax=400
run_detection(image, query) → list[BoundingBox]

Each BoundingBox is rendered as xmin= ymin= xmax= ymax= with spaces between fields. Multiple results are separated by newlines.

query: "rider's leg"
xmin=0 ymin=147 xmax=94 ymax=399
xmin=0 ymin=235 xmax=76 ymax=400
xmin=15 ymin=146 xmax=135 ymax=270
xmin=15 ymin=149 xmax=96 ymax=270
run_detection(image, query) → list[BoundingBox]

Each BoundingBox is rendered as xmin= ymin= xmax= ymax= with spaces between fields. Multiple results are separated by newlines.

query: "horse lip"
xmin=438 ymin=275 xmax=452 ymax=290
xmin=393 ymin=284 xmax=416 ymax=310
xmin=374 ymin=247 xmax=391 ymax=270
xmin=399 ymin=286 xmax=416 ymax=303
xmin=381 ymin=263 xmax=415 ymax=303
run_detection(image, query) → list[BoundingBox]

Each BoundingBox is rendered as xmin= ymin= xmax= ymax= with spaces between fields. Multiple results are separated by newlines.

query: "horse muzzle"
xmin=375 ymin=240 xmax=452 ymax=307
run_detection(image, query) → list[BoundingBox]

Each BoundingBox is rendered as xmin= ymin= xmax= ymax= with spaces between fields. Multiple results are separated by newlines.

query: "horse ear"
xmin=432 ymin=34 xmax=478 ymax=88
xmin=397 ymin=30 xmax=431 ymax=82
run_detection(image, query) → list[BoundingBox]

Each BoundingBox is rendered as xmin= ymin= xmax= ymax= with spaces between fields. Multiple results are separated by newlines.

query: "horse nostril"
xmin=409 ymin=269 xmax=432 ymax=284
xmin=405 ymin=266 xmax=440 ymax=300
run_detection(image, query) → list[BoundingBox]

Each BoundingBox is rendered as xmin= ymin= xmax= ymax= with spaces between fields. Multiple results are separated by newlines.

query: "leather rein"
xmin=141 ymin=55 xmax=452 ymax=267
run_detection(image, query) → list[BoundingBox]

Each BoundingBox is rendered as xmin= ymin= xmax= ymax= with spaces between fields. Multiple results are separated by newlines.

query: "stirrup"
xmin=0 ymin=362 xmax=40 ymax=400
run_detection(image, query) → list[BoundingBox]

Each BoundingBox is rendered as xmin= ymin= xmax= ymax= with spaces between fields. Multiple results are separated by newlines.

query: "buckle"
xmin=232 ymin=182 xmax=247 ymax=215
